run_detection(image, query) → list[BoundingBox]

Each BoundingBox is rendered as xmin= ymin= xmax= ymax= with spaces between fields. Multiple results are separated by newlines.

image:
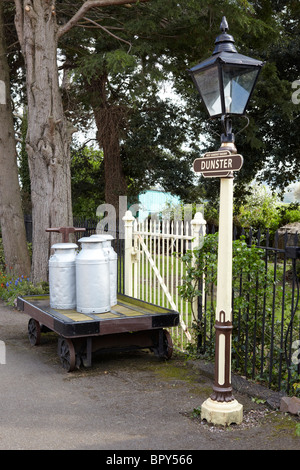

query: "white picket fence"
xmin=122 ymin=210 xmax=206 ymax=350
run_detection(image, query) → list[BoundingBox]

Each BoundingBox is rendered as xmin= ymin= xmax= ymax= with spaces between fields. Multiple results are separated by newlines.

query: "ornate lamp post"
xmin=189 ymin=17 xmax=264 ymax=426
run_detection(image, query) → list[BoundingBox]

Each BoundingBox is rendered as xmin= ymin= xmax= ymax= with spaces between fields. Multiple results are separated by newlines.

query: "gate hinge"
xmin=131 ymin=248 xmax=139 ymax=262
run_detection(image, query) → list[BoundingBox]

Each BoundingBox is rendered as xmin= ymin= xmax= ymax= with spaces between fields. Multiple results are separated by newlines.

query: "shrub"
xmin=234 ymin=185 xmax=281 ymax=231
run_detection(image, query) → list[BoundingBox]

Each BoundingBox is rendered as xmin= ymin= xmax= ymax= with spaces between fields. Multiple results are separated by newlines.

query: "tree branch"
xmin=57 ymin=0 xmax=149 ymax=40
xmin=82 ymin=16 xmax=132 ymax=51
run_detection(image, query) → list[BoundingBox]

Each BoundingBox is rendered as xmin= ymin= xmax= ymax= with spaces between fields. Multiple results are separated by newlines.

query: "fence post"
xmin=122 ymin=210 xmax=135 ymax=296
xmin=191 ymin=212 xmax=206 ymax=322
xmin=191 ymin=212 xmax=206 ymax=250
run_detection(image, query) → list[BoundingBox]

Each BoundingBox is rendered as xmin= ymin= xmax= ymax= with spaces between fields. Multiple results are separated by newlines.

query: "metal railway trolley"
xmin=17 ymin=294 xmax=179 ymax=372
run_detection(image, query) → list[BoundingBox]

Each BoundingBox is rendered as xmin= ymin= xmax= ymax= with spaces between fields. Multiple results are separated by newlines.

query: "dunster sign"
xmin=193 ymin=150 xmax=243 ymax=178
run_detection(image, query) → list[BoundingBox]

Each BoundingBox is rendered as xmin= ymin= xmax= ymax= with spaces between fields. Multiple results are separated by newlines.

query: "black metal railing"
xmin=197 ymin=226 xmax=300 ymax=394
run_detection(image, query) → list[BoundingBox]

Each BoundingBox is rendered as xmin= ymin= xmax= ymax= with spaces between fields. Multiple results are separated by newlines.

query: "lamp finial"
xmin=220 ymin=16 xmax=229 ymax=33
xmin=213 ymin=16 xmax=236 ymax=54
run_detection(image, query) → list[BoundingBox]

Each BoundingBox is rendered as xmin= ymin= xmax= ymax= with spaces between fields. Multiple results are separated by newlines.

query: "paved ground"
xmin=0 ymin=300 xmax=299 ymax=452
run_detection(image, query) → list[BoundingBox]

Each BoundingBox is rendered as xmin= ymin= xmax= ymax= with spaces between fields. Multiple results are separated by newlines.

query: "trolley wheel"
xmin=162 ymin=329 xmax=173 ymax=359
xmin=28 ymin=318 xmax=41 ymax=346
xmin=58 ymin=338 xmax=76 ymax=372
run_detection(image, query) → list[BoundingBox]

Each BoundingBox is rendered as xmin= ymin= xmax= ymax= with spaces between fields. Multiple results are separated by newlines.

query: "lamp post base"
xmin=201 ymin=398 xmax=243 ymax=426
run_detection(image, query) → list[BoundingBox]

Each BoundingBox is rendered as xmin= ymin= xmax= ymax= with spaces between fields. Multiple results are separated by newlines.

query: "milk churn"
xmin=49 ymin=243 xmax=78 ymax=309
xmin=76 ymin=237 xmax=110 ymax=313
xmin=91 ymin=234 xmax=118 ymax=307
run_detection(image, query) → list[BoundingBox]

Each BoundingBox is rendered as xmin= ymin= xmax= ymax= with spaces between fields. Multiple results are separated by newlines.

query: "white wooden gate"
xmin=122 ymin=210 xmax=206 ymax=350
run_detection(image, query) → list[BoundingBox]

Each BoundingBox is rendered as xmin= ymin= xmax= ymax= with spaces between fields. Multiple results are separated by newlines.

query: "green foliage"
xmin=203 ymin=202 xmax=219 ymax=227
xmin=277 ymin=203 xmax=300 ymax=226
xmin=105 ymin=49 xmax=136 ymax=75
xmin=292 ymin=382 xmax=300 ymax=397
xmin=0 ymin=271 xmax=49 ymax=306
xmin=234 ymin=185 xmax=281 ymax=231
xmin=192 ymin=406 xmax=202 ymax=418
xmin=233 ymin=185 xmax=300 ymax=233
xmin=71 ymin=145 xmax=105 ymax=218
xmin=179 ymin=232 xmax=272 ymax=313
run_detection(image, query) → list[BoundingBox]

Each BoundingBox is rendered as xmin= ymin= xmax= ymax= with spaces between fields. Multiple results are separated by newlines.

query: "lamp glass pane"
xmin=222 ymin=65 xmax=259 ymax=114
xmin=193 ymin=66 xmax=222 ymax=116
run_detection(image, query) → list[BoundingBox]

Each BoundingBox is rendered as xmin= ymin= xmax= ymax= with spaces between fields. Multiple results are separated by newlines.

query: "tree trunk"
xmin=94 ymin=106 xmax=128 ymax=213
xmin=0 ymin=3 xmax=31 ymax=277
xmin=15 ymin=1 xmax=74 ymax=282
xmin=89 ymin=75 xmax=128 ymax=215
xmin=13 ymin=0 xmax=142 ymax=281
